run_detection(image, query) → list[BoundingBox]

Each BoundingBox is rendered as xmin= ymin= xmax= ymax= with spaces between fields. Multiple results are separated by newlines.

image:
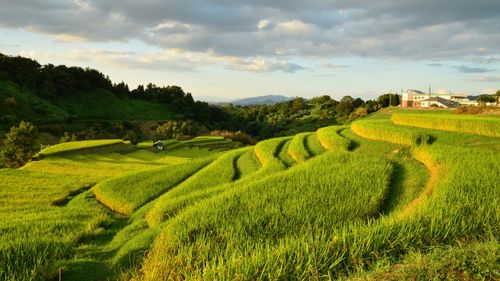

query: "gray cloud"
xmin=455 ymin=65 xmax=495 ymax=73
xmin=0 ymin=0 xmax=499 ymax=68
xmin=468 ymin=76 xmax=500 ymax=82
xmin=428 ymin=63 xmax=444 ymax=67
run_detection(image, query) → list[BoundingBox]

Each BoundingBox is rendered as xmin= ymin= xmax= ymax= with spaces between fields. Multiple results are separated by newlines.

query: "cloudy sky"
xmin=1 ymin=0 xmax=499 ymax=101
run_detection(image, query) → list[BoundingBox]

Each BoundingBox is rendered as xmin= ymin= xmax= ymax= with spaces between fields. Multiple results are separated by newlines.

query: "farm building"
xmin=401 ymin=89 xmax=492 ymax=108
xmin=420 ymin=97 xmax=460 ymax=108
xmin=153 ymin=140 xmax=165 ymax=150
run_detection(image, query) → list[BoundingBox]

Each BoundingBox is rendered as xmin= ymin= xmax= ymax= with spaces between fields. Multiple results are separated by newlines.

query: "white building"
xmin=401 ymin=89 xmax=481 ymax=108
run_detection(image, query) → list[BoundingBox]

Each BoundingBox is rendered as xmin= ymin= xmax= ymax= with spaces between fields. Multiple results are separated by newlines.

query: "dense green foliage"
xmin=0 ymin=121 xmax=38 ymax=167
xmin=0 ymin=54 xmax=393 ymax=142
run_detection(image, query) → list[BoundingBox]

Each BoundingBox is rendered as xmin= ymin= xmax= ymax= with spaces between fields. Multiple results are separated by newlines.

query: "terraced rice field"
xmin=1 ymin=111 xmax=499 ymax=280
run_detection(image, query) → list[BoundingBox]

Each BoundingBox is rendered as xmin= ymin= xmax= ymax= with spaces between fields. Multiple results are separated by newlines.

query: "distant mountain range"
xmin=230 ymin=95 xmax=295 ymax=106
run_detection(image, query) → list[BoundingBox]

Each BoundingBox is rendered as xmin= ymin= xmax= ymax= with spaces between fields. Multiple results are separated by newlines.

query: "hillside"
xmin=0 ymin=54 xmax=230 ymax=134
xmin=0 ymin=109 xmax=498 ymax=280
xmin=0 ymin=80 xmax=177 ymax=125
xmin=1 ymin=54 xmax=386 ymax=142
xmin=231 ymin=95 xmax=295 ymax=106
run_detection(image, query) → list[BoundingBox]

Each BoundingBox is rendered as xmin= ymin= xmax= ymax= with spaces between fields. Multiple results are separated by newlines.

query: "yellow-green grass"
xmin=235 ymin=149 xmax=261 ymax=179
xmin=252 ymin=136 xmax=290 ymax=172
xmin=139 ymin=151 xmax=393 ymax=280
xmin=92 ymin=157 xmax=214 ymax=215
xmin=0 ymin=169 xmax=111 ymax=280
xmin=392 ymin=113 xmax=500 ymax=138
xmin=339 ymin=128 xmax=429 ymax=214
xmin=136 ymin=140 xmax=153 ymax=149
xmin=139 ymin=113 xmax=499 ymax=279
xmin=277 ymin=139 xmax=296 ymax=167
xmin=287 ymin=132 xmax=312 ymax=162
xmin=21 ymin=154 xmax=165 ymax=179
xmin=317 ymin=125 xmax=351 ymax=151
xmin=315 ymin=141 xmax=500 ymax=278
xmin=0 ymin=146 xmax=196 ymax=280
xmin=145 ymin=148 xmax=249 ymax=227
xmin=3 ymin=110 xmax=499 ymax=280
xmin=118 ymin=150 xmax=188 ymax=164
xmin=36 ymin=139 xmax=125 ymax=157
xmin=304 ymin=132 xmax=326 ymax=156
xmin=164 ymin=147 xmax=223 ymax=158
xmin=163 ymin=136 xmax=229 ymax=151
xmin=351 ymin=119 xmax=431 ymax=146
xmin=346 ymin=240 xmax=499 ymax=281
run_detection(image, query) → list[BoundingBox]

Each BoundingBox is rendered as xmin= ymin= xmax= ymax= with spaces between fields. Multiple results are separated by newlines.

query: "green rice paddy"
xmin=1 ymin=111 xmax=499 ymax=280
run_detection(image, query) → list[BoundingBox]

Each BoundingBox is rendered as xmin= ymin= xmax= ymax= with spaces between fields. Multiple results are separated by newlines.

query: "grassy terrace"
xmin=1 ymin=109 xmax=499 ymax=280
xmin=392 ymin=113 xmax=500 ymax=138
xmin=36 ymin=139 xmax=126 ymax=158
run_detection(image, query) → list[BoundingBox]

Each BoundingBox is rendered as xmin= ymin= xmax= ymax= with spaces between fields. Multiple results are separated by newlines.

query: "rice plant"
xmin=287 ymin=132 xmax=312 ymax=162
xmin=316 ymin=125 xmax=351 ymax=151
xmin=139 ymin=151 xmax=393 ymax=280
xmin=92 ymin=157 xmax=214 ymax=215
xmin=36 ymin=139 xmax=125 ymax=158
xmin=235 ymin=149 xmax=261 ymax=179
xmin=392 ymin=113 xmax=500 ymax=138
xmin=305 ymin=132 xmax=326 ymax=156
xmin=145 ymin=148 xmax=249 ymax=227
xmin=351 ymin=119 xmax=431 ymax=146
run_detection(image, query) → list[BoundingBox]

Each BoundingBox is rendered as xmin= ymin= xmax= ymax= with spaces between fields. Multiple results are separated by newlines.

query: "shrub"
xmin=59 ymin=132 xmax=78 ymax=143
xmin=210 ymin=130 xmax=256 ymax=145
xmin=4 ymin=96 xmax=19 ymax=109
xmin=0 ymin=121 xmax=38 ymax=168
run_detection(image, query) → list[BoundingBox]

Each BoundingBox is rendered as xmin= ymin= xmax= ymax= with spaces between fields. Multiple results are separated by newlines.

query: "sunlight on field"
xmin=1 ymin=110 xmax=499 ymax=280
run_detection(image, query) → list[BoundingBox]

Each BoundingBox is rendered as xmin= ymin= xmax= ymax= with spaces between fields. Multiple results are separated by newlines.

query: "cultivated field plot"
xmin=1 ymin=111 xmax=499 ymax=280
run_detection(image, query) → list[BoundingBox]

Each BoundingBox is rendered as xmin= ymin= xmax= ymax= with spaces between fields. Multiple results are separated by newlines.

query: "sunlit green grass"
xmin=288 ymin=132 xmax=311 ymax=162
xmin=305 ymin=132 xmax=326 ymax=156
xmin=37 ymin=139 xmax=125 ymax=157
xmin=392 ymin=113 xmax=500 ymax=138
xmin=93 ymin=157 xmax=214 ymax=215
xmin=235 ymin=149 xmax=261 ymax=179
xmin=317 ymin=125 xmax=351 ymax=150
xmin=0 ymin=146 xmax=196 ymax=280
xmin=2 ymin=109 xmax=499 ymax=280
xmin=140 ymin=151 xmax=393 ymax=280
xmin=145 ymin=148 xmax=249 ymax=227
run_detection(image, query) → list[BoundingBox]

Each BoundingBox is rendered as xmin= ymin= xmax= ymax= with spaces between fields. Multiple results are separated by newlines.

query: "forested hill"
xmin=0 ymin=53 xmax=396 ymax=141
xmin=0 ymin=53 xmax=229 ymax=131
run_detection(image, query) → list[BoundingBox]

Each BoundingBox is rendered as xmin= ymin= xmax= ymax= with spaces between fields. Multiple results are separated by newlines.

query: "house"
xmin=420 ymin=97 xmax=460 ymax=108
xmin=153 ymin=140 xmax=165 ymax=151
xmin=401 ymin=89 xmax=482 ymax=108
xmin=401 ymin=89 xmax=427 ymax=107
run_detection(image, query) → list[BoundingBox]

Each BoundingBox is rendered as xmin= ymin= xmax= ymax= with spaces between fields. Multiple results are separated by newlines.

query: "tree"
xmin=495 ymin=90 xmax=500 ymax=106
xmin=155 ymin=120 xmax=199 ymax=140
xmin=59 ymin=132 xmax=78 ymax=143
xmin=377 ymin=93 xmax=400 ymax=107
xmin=336 ymin=96 xmax=355 ymax=117
xmin=0 ymin=121 xmax=38 ymax=168
xmin=477 ymin=95 xmax=496 ymax=107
